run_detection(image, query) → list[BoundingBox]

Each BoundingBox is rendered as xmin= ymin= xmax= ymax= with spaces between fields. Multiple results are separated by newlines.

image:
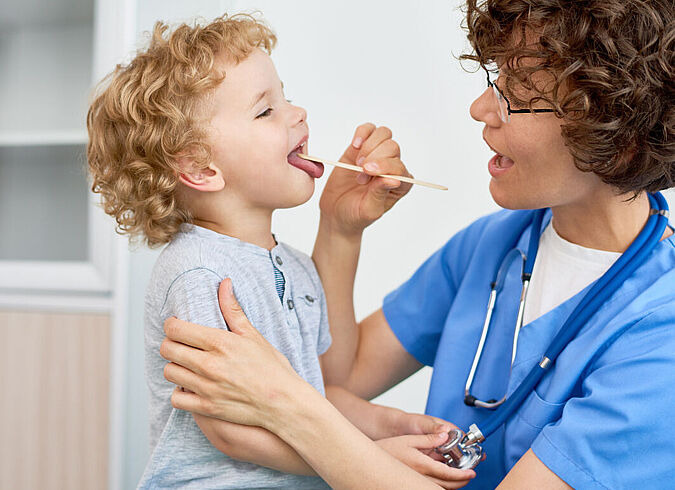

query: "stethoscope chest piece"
xmin=435 ymin=429 xmax=482 ymax=470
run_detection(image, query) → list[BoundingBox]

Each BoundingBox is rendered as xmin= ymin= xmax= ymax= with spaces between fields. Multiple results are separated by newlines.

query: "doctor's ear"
xmin=176 ymin=156 xmax=225 ymax=192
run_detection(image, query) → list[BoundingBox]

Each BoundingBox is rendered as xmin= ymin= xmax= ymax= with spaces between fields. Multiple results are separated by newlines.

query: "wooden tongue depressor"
xmin=297 ymin=153 xmax=448 ymax=191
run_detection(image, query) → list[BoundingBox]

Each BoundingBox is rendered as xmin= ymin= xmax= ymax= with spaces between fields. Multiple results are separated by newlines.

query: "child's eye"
xmin=256 ymin=107 xmax=273 ymax=119
xmin=286 ymin=99 xmax=293 ymax=104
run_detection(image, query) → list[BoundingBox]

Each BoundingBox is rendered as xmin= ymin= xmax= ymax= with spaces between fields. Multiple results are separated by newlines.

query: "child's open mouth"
xmin=287 ymin=140 xmax=324 ymax=178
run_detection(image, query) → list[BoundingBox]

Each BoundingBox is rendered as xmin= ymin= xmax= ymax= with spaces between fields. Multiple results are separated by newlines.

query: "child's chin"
xmin=278 ymin=181 xmax=315 ymax=209
xmin=295 ymin=182 xmax=316 ymax=205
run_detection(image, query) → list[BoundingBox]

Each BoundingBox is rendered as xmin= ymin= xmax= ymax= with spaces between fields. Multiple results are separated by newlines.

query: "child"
xmin=88 ymin=13 xmax=457 ymax=490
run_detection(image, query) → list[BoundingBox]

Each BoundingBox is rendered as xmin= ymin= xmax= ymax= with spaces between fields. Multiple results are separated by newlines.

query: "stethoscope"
xmin=436 ymin=192 xmax=670 ymax=470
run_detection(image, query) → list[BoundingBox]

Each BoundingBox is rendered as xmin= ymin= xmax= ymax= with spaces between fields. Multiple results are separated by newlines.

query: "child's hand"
xmin=376 ymin=433 xmax=476 ymax=489
xmin=319 ymin=123 xmax=413 ymax=237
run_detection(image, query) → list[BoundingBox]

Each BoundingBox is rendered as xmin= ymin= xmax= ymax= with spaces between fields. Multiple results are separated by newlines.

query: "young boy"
xmin=87 ymin=13 xmax=460 ymax=490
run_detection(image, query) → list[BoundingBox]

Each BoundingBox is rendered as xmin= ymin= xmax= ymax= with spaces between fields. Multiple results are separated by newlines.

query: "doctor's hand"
xmin=319 ymin=123 xmax=413 ymax=237
xmin=376 ymin=433 xmax=475 ymax=489
xmin=161 ymin=278 xmax=308 ymax=429
xmin=386 ymin=411 xmax=458 ymax=439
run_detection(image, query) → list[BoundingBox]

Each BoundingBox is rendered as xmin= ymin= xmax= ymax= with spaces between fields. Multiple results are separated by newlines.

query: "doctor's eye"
xmin=256 ymin=107 xmax=273 ymax=119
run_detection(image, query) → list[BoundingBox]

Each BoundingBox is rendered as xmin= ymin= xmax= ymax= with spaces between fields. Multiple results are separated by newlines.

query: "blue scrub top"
xmin=383 ymin=210 xmax=675 ymax=489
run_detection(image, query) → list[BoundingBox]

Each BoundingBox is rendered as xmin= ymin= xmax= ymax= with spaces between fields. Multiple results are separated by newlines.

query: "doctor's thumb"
xmin=218 ymin=278 xmax=249 ymax=335
xmin=408 ymin=432 xmax=451 ymax=450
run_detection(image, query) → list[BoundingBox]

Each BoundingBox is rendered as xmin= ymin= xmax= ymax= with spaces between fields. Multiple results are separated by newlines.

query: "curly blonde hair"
xmin=87 ymin=13 xmax=276 ymax=247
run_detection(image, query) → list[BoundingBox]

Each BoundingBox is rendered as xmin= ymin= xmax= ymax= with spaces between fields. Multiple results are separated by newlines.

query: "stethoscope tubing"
xmin=478 ymin=192 xmax=670 ymax=439
xmin=464 ymin=213 xmax=543 ymax=411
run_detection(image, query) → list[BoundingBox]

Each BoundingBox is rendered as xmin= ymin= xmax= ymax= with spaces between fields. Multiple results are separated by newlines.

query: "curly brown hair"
xmin=87 ymin=13 xmax=276 ymax=247
xmin=460 ymin=0 xmax=674 ymax=195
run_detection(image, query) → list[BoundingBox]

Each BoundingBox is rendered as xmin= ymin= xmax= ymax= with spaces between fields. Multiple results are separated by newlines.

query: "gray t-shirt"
xmin=138 ymin=224 xmax=331 ymax=489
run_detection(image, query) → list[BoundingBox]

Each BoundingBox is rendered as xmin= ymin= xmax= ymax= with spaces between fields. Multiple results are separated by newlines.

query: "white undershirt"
xmin=523 ymin=223 xmax=622 ymax=325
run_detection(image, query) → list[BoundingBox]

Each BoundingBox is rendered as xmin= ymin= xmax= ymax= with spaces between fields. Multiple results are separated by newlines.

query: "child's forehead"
xmin=212 ymin=49 xmax=279 ymax=102
xmin=218 ymin=49 xmax=277 ymax=86
xmin=200 ymin=48 xmax=280 ymax=121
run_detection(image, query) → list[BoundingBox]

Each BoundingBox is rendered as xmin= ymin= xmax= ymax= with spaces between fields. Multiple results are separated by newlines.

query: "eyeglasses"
xmin=484 ymin=67 xmax=556 ymax=123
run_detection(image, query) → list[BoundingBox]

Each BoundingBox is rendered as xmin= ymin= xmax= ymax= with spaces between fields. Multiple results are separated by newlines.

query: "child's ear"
xmin=177 ymin=158 xmax=225 ymax=192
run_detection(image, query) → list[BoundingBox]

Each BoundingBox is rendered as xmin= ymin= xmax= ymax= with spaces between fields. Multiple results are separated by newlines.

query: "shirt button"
xmin=275 ymin=256 xmax=283 ymax=266
xmin=305 ymin=295 xmax=315 ymax=303
xmin=287 ymin=299 xmax=294 ymax=310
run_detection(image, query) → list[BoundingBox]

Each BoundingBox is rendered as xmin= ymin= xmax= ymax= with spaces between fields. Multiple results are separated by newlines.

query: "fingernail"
xmin=353 ymin=137 xmax=363 ymax=149
xmin=364 ymin=162 xmax=379 ymax=172
xmin=357 ymin=156 xmax=365 ymax=165
xmin=356 ymin=173 xmax=369 ymax=184
xmin=226 ymin=278 xmax=233 ymax=294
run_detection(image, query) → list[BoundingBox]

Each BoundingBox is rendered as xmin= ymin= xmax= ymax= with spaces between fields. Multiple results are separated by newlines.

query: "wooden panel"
xmin=0 ymin=310 xmax=110 ymax=490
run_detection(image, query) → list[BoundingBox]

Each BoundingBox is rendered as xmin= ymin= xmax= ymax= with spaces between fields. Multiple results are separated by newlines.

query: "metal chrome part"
xmin=464 ymin=248 xmax=529 ymax=410
xmin=650 ymin=208 xmax=670 ymax=218
xmin=462 ymin=424 xmax=485 ymax=447
xmin=434 ymin=429 xmax=483 ymax=470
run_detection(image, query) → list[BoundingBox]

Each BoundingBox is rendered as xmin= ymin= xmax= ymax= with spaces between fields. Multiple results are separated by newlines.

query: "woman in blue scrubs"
xmin=159 ymin=0 xmax=675 ymax=488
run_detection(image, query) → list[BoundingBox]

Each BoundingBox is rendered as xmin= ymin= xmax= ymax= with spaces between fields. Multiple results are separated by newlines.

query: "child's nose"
xmin=290 ymin=104 xmax=307 ymax=126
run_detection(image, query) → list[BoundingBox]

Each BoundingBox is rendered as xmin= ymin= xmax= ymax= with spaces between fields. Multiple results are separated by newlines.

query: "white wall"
xmin=121 ymin=1 xmax=675 ymax=486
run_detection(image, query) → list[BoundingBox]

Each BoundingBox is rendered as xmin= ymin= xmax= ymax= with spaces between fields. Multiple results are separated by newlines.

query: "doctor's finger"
xmin=427 ymin=475 xmax=473 ymax=489
xmin=160 ymin=338 xmax=210 ymax=376
xmin=218 ymin=279 xmax=265 ymax=340
xmin=342 ymin=122 xmax=377 ymax=164
xmin=422 ymin=460 xmax=475 ymax=482
xmin=164 ymin=316 xmax=221 ymax=350
xmin=361 ymin=147 xmax=408 ymax=175
xmin=163 ymin=362 xmax=208 ymax=395
xmin=351 ymin=122 xmax=377 ymax=149
xmin=170 ymin=386 xmax=215 ymax=417
xmin=356 ymin=126 xmax=394 ymax=162
xmin=361 ymin=138 xmax=401 ymax=168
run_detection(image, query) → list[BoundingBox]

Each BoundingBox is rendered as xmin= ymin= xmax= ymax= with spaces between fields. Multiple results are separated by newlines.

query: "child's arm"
xmin=192 ymin=415 xmax=317 ymax=475
xmin=315 ymin=123 xmax=413 ymax=386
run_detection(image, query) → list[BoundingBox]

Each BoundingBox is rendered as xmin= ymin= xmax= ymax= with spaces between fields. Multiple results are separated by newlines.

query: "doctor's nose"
xmin=470 ymin=88 xmax=502 ymax=128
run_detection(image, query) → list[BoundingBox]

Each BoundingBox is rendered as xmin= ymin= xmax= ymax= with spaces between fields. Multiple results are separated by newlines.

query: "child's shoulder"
xmin=146 ymin=226 xmax=226 ymax=299
xmin=154 ymin=228 xmax=208 ymax=273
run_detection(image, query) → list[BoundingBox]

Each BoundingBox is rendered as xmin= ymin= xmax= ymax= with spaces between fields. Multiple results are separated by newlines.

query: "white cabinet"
xmin=0 ymin=1 xmax=137 ymax=489
xmin=0 ymin=0 xmax=129 ymax=300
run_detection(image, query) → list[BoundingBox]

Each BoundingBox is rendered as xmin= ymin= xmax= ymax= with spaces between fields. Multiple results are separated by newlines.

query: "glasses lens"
xmin=491 ymin=85 xmax=509 ymax=123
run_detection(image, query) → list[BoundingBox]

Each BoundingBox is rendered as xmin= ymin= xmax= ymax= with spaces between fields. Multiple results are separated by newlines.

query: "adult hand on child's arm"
xmin=162 ymin=278 xmax=444 ymax=489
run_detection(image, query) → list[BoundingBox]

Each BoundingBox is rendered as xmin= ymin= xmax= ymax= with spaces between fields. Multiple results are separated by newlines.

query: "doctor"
xmin=159 ymin=0 xmax=675 ymax=488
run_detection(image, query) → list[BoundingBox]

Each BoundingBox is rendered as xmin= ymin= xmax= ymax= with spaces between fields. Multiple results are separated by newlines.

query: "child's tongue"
xmin=287 ymin=152 xmax=324 ymax=178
